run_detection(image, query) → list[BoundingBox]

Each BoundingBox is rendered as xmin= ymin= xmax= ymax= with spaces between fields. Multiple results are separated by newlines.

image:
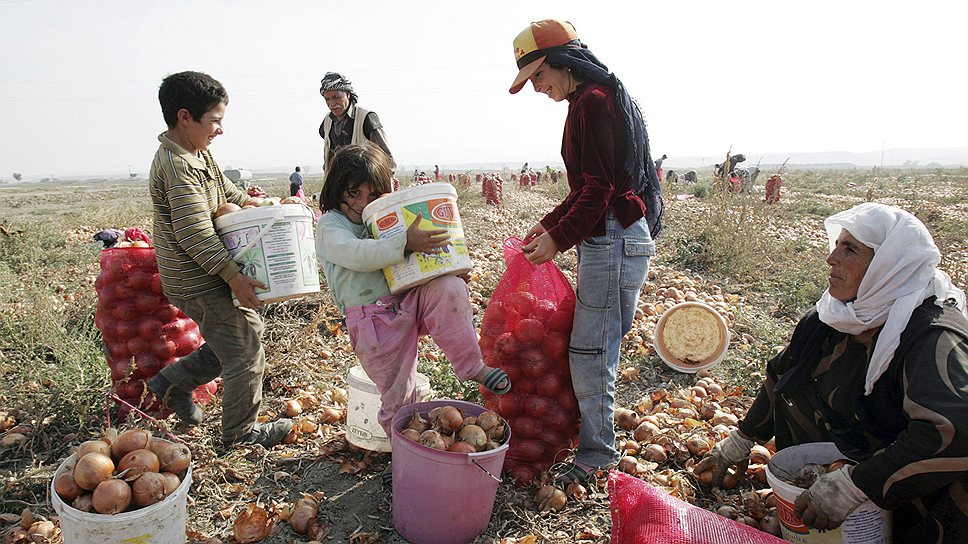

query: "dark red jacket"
xmin=540 ymin=82 xmax=646 ymax=252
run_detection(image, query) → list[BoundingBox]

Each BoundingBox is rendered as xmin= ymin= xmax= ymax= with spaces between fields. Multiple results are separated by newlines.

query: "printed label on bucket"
xmin=367 ymin=197 xmax=471 ymax=293
xmin=219 ymin=211 xmax=320 ymax=303
xmin=775 ymin=493 xmax=891 ymax=544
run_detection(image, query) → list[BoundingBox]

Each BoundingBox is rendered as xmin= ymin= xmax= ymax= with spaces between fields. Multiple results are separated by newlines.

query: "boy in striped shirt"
xmin=147 ymin=71 xmax=292 ymax=448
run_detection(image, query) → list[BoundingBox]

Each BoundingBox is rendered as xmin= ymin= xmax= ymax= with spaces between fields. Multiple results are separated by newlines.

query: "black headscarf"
xmin=544 ymin=42 xmax=659 ymax=199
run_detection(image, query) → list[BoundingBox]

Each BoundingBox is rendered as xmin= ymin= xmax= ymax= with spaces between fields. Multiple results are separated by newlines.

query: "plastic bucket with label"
xmin=391 ymin=399 xmax=509 ymax=544
xmin=766 ymin=442 xmax=892 ymax=543
xmin=215 ymin=204 xmax=320 ymax=304
xmin=50 ymin=441 xmax=192 ymax=544
xmin=346 ymin=365 xmax=432 ymax=452
xmin=361 ymin=182 xmax=472 ymax=294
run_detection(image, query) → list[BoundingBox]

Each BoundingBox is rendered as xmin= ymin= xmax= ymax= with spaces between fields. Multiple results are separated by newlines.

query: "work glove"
xmin=793 ymin=466 xmax=868 ymax=531
xmin=694 ymin=428 xmax=755 ymax=487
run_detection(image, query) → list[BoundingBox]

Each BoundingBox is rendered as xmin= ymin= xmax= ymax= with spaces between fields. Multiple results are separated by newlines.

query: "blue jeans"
xmin=570 ymin=213 xmax=653 ymax=468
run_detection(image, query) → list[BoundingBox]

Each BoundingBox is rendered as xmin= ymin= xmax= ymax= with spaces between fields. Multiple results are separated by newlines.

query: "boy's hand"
xmin=228 ymin=272 xmax=267 ymax=309
xmin=405 ymin=213 xmax=449 ymax=254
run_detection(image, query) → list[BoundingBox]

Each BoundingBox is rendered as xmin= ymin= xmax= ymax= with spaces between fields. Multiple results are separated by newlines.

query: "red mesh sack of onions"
xmin=478 ymin=237 xmax=580 ymax=486
xmin=94 ymin=242 xmax=218 ymax=419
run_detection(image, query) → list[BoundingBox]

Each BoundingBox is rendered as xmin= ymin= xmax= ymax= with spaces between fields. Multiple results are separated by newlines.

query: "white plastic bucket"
xmin=654 ymin=302 xmax=730 ymax=373
xmin=215 ymin=204 xmax=320 ymax=304
xmin=346 ymin=365 xmax=432 ymax=452
xmin=50 ymin=443 xmax=192 ymax=544
xmin=361 ymin=182 xmax=472 ymax=294
xmin=766 ymin=442 xmax=892 ymax=544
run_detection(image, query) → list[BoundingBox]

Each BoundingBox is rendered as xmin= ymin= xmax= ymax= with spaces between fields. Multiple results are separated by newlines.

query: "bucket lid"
xmin=214 ymin=203 xmax=312 ymax=230
xmin=653 ymin=302 xmax=730 ymax=373
xmin=361 ymin=182 xmax=458 ymax=224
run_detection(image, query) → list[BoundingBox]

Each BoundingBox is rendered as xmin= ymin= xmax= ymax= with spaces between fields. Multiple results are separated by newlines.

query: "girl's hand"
xmin=405 ymin=213 xmax=450 ymax=254
xmin=522 ymin=232 xmax=558 ymax=265
xmin=522 ymin=223 xmax=546 ymax=245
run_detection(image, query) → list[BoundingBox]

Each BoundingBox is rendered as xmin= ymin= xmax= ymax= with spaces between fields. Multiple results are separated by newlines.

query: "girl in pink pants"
xmin=315 ymin=143 xmax=511 ymax=451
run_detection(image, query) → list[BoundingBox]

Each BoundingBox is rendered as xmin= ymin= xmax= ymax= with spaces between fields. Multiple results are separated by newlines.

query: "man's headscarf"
xmin=319 ymin=72 xmax=358 ymax=104
xmin=815 ymin=202 xmax=967 ymax=395
xmin=542 ymin=45 xmax=659 ymax=203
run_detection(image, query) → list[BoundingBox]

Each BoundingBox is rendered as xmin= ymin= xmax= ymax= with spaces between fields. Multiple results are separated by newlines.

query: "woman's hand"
xmin=522 ymin=232 xmax=558 ymax=265
xmin=793 ymin=466 xmax=868 ymax=530
xmin=405 ymin=213 xmax=450 ymax=254
xmin=522 ymin=223 xmax=547 ymax=245
xmin=693 ymin=429 xmax=755 ymax=487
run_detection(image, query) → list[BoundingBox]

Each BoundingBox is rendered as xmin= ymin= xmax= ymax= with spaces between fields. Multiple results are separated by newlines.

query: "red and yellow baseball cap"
xmin=509 ymin=19 xmax=580 ymax=94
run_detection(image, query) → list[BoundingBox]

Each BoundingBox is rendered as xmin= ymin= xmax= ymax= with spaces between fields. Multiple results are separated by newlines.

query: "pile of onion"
xmin=53 ymin=428 xmax=191 ymax=515
xmin=398 ymin=405 xmax=506 ymax=454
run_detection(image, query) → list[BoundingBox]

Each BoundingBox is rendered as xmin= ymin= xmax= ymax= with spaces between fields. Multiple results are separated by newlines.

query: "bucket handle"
xmin=233 ymin=209 xmax=284 ymax=260
xmin=468 ymin=454 xmax=503 ymax=483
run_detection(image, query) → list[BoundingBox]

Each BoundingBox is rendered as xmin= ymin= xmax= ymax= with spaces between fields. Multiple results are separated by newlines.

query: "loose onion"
xmin=436 ymin=406 xmax=463 ymax=433
xmin=92 ymin=478 xmax=132 ymax=514
xmin=405 ymin=411 xmax=430 ymax=434
xmin=55 ymin=471 xmax=83 ymax=501
xmin=118 ymin=449 xmax=160 ymax=479
xmin=535 ymin=484 xmax=567 ymax=512
xmin=447 ymin=441 xmax=477 ymax=453
xmin=161 ymin=472 xmax=181 ymax=495
xmin=418 ymin=430 xmax=446 ymax=450
xmin=476 ymin=411 xmax=501 ymax=432
xmin=111 ymin=429 xmax=152 ymax=462
xmin=72 ymin=494 xmax=95 ymax=512
xmin=132 ymin=471 xmax=168 ymax=507
xmin=458 ymin=425 xmax=488 ymax=450
xmin=615 ymin=408 xmax=639 ymax=431
xmin=76 ymin=439 xmax=112 ymax=459
xmin=155 ymin=442 xmax=192 ymax=473
xmin=74 ymin=452 xmax=115 ymax=490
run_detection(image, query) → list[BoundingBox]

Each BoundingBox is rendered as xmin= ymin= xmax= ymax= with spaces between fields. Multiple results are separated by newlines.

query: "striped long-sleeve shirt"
xmin=149 ymin=133 xmax=249 ymax=298
xmin=740 ymin=298 xmax=968 ymax=543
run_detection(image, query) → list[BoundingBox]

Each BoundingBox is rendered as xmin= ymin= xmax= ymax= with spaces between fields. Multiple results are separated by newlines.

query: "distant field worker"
xmin=318 ymin=72 xmax=395 ymax=177
xmin=289 ymin=166 xmax=303 ymax=197
xmin=509 ymin=19 xmax=658 ymax=485
xmin=654 ymin=154 xmax=667 ymax=184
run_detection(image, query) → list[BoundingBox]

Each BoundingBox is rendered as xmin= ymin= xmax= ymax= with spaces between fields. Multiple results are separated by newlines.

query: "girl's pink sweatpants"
xmin=345 ymin=274 xmax=484 ymax=437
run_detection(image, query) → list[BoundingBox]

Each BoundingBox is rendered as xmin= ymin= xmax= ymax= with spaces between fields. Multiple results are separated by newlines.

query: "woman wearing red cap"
xmin=510 ymin=19 xmax=661 ymax=483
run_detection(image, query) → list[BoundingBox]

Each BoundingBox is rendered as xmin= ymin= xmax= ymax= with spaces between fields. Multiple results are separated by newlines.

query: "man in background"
xmin=289 ymin=166 xmax=303 ymax=197
xmin=318 ymin=72 xmax=395 ymax=177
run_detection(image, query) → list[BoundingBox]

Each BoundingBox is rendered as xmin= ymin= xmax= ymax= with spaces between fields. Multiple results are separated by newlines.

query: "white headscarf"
xmin=815 ymin=202 xmax=967 ymax=395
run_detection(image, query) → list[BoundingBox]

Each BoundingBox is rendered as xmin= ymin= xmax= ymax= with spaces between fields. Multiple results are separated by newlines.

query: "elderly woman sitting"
xmin=696 ymin=202 xmax=968 ymax=543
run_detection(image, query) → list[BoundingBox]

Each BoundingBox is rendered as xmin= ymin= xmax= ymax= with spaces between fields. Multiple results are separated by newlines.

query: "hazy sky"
xmin=1 ymin=0 xmax=966 ymax=179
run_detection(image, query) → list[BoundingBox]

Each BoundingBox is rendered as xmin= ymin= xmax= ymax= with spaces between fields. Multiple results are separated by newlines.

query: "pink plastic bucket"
xmin=391 ymin=399 xmax=510 ymax=544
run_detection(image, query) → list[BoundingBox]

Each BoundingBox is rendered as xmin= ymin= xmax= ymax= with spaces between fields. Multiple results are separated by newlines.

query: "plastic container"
xmin=766 ymin=442 xmax=892 ymax=544
xmin=361 ymin=182 xmax=473 ymax=294
xmin=50 ymin=441 xmax=192 ymax=544
xmin=346 ymin=365 xmax=432 ymax=452
xmin=215 ymin=204 xmax=320 ymax=304
xmin=654 ymin=301 xmax=730 ymax=373
xmin=391 ymin=399 xmax=510 ymax=544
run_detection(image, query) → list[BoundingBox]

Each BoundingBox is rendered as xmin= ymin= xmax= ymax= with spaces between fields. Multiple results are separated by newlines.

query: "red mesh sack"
xmin=609 ymin=471 xmax=785 ymax=544
xmin=94 ymin=245 xmax=218 ymax=419
xmin=479 ymin=237 xmax=580 ymax=486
